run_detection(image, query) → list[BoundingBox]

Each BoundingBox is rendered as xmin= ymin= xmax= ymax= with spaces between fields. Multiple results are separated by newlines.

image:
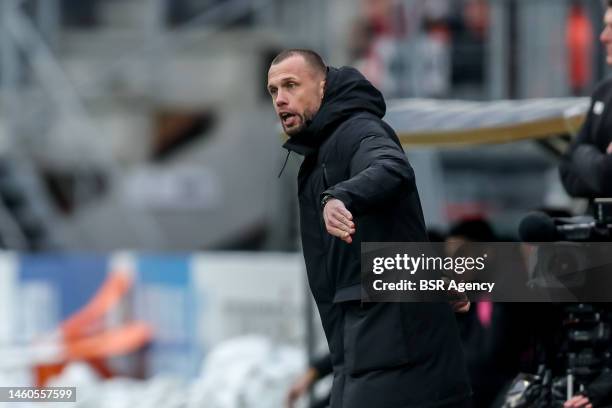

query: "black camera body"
xmin=519 ymin=199 xmax=612 ymax=243
xmin=596 ymin=198 xmax=612 ymax=226
xmin=504 ymin=200 xmax=612 ymax=407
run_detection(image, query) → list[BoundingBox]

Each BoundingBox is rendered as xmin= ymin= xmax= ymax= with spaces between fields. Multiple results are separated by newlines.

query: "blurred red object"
xmin=566 ymin=2 xmax=593 ymax=95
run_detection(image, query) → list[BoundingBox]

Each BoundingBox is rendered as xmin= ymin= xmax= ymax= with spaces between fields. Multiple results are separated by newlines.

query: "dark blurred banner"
xmin=361 ymin=242 xmax=612 ymax=302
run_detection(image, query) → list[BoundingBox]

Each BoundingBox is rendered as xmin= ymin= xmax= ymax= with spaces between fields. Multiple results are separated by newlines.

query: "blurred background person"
xmin=447 ymin=218 xmax=527 ymax=408
xmin=560 ymin=0 xmax=612 ymax=201
xmin=286 ymin=354 xmax=332 ymax=408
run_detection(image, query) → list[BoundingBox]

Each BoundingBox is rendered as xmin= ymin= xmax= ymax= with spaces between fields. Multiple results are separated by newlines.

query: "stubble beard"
xmin=285 ymin=108 xmax=315 ymax=137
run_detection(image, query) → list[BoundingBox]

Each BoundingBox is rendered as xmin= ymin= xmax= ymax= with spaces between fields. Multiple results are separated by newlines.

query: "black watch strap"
xmin=321 ymin=194 xmax=334 ymax=209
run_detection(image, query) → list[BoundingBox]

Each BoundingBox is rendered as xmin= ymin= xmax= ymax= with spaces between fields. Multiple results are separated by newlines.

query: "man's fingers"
xmin=286 ymin=391 xmax=296 ymax=408
xmin=326 ymin=205 xmax=353 ymax=226
xmin=565 ymin=396 xmax=590 ymax=408
xmin=452 ymin=301 xmax=470 ymax=313
xmin=327 ymin=226 xmax=350 ymax=238
xmin=335 ymin=213 xmax=354 ymax=229
xmin=326 ymin=225 xmax=354 ymax=243
xmin=339 ymin=207 xmax=353 ymax=221
xmin=324 ymin=199 xmax=354 ymax=226
xmin=327 ymin=217 xmax=342 ymax=229
xmin=327 ymin=212 xmax=355 ymax=232
xmin=564 ymin=398 xmax=579 ymax=408
xmin=323 ymin=199 xmax=354 ymax=242
xmin=328 ymin=215 xmax=353 ymax=232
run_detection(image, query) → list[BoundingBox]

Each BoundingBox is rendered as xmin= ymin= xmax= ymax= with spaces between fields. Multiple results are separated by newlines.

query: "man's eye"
xmin=287 ymin=82 xmax=296 ymax=88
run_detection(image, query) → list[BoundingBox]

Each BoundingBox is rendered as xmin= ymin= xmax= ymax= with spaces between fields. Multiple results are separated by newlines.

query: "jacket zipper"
xmin=320 ymin=162 xmax=335 ymax=295
xmin=322 ymin=163 xmax=330 ymax=188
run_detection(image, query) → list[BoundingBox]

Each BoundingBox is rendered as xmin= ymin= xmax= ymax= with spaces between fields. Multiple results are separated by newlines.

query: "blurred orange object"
xmin=63 ymin=323 xmax=152 ymax=361
xmin=60 ymin=269 xmax=133 ymax=340
xmin=35 ymin=363 xmax=66 ymax=387
xmin=33 ymin=270 xmax=152 ymax=386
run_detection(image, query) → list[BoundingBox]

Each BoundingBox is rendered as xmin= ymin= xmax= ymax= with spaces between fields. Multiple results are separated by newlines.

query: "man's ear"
xmin=319 ymin=79 xmax=326 ymax=100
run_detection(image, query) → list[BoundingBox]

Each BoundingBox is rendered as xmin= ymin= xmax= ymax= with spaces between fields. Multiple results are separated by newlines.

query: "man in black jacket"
xmin=563 ymin=3 xmax=612 ymax=408
xmin=560 ymin=0 xmax=612 ymax=200
xmin=268 ymin=49 xmax=471 ymax=408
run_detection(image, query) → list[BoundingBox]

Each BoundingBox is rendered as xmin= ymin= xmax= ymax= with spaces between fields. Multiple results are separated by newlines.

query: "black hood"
xmin=282 ymin=66 xmax=386 ymax=156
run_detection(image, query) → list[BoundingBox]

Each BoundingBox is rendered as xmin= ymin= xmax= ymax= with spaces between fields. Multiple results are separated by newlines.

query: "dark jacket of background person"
xmin=582 ymin=362 xmax=612 ymax=407
xmin=282 ymin=66 xmax=471 ymax=408
xmin=457 ymin=303 xmax=528 ymax=408
xmin=311 ymin=354 xmax=333 ymax=408
xmin=560 ymin=77 xmax=612 ymax=198
xmin=447 ymin=219 xmax=532 ymax=408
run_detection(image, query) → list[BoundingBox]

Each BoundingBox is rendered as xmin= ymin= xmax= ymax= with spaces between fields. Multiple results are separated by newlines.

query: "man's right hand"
xmin=451 ymin=299 xmax=470 ymax=313
xmin=323 ymin=198 xmax=355 ymax=244
xmin=564 ymin=395 xmax=592 ymax=408
xmin=607 ymin=142 xmax=612 ymax=154
xmin=286 ymin=367 xmax=318 ymax=408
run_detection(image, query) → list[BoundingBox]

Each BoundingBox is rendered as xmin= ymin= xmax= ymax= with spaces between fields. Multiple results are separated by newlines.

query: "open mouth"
xmin=280 ymin=112 xmax=298 ymax=127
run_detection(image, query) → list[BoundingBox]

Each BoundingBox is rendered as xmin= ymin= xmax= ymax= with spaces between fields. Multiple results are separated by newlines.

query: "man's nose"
xmin=275 ymin=90 xmax=288 ymax=107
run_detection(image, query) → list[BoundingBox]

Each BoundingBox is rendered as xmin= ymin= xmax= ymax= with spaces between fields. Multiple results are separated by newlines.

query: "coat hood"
xmin=282 ymin=66 xmax=386 ymax=156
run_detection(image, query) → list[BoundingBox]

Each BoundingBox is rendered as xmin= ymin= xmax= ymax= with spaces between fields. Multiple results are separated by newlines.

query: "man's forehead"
xmin=268 ymin=55 xmax=315 ymax=82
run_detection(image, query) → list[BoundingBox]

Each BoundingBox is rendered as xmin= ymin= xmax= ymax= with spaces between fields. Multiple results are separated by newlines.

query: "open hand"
xmin=564 ymin=395 xmax=592 ymax=408
xmin=323 ymin=198 xmax=355 ymax=244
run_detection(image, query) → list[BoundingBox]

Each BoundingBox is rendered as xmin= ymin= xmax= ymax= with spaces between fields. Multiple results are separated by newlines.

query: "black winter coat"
xmin=560 ymin=76 xmax=612 ymax=198
xmin=283 ymin=66 xmax=471 ymax=408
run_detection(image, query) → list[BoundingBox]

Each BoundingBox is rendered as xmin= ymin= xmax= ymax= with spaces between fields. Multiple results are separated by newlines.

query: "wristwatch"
xmin=321 ymin=194 xmax=334 ymax=209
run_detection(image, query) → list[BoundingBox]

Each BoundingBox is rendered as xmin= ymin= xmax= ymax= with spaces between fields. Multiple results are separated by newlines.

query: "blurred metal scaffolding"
xmin=0 ymin=0 xmax=169 ymax=250
xmin=0 ymin=0 xmax=307 ymax=251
